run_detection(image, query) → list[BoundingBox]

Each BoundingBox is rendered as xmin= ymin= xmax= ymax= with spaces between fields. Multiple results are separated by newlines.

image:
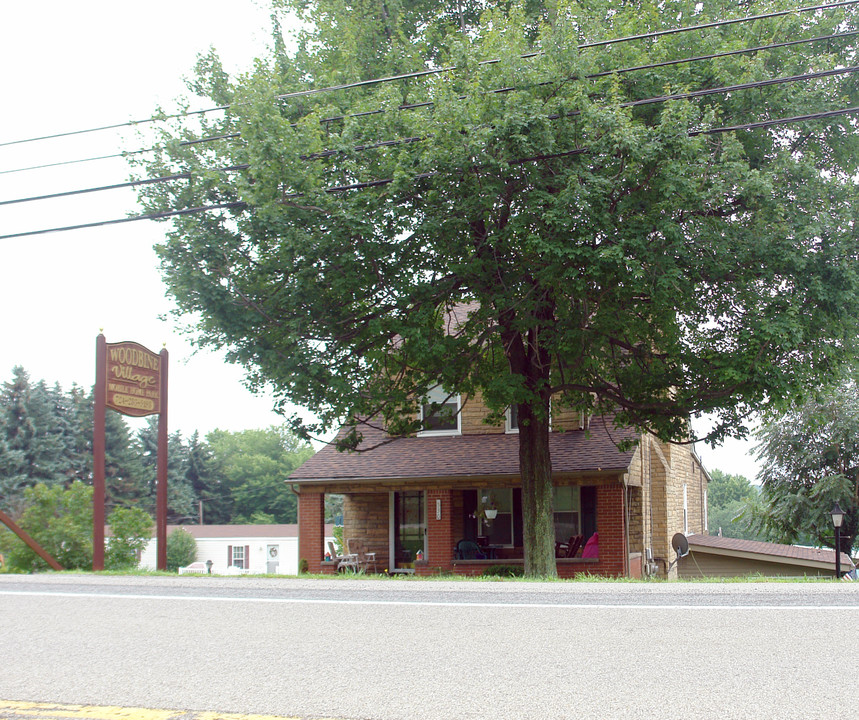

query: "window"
xmin=478 ymin=488 xmax=513 ymax=546
xmin=505 ymin=405 xmax=519 ymax=433
xmin=419 ymin=385 xmax=460 ymax=435
xmin=553 ymin=486 xmax=581 ymax=542
xmin=232 ymin=545 xmax=245 ymax=569
xmin=683 ymin=483 xmax=689 ymax=534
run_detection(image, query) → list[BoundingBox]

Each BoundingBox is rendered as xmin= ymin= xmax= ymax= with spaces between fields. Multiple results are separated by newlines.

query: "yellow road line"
xmin=0 ymin=702 xmax=344 ymax=720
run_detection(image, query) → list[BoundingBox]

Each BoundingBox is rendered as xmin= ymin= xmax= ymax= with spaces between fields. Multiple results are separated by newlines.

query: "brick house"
xmin=291 ymin=390 xmax=709 ymax=578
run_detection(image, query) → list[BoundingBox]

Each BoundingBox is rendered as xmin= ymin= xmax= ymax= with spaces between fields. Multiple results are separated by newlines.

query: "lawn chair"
xmin=345 ymin=538 xmax=377 ymax=573
xmin=556 ymin=535 xmax=584 ymax=558
xmin=454 ymin=539 xmax=487 ymax=559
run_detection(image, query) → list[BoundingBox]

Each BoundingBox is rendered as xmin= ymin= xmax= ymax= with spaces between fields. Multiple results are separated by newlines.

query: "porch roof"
xmin=291 ymin=415 xmax=638 ymax=484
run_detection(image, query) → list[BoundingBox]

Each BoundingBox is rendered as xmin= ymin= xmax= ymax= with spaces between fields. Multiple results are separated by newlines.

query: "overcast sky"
xmin=0 ymin=0 xmax=761 ymax=478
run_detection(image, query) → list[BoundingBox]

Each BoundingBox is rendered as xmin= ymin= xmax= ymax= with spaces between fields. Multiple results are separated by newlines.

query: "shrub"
xmin=106 ymin=507 xmax=153 ymax=569
xmin=166 ymin=528 xmax=197 ymax=571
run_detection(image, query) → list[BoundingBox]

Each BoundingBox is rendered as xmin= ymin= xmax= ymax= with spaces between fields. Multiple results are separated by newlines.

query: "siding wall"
xmin=679 ymin=551 xmax=836 ymax=578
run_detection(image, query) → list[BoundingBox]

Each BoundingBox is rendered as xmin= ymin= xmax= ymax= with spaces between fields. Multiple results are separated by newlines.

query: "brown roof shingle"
xmin=688 ymin=533 xmax=853 ymax=568
xmin=291 ymin=415 xmax=638 ymax=483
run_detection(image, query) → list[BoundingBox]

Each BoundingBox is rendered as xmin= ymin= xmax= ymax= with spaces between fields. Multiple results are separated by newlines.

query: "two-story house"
xmin=290 ymin=389 xmax=709 ymax=578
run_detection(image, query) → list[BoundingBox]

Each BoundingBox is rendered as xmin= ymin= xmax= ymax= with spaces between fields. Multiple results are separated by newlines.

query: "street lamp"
xmin=830 ymin=503 xmax=845 ymax=579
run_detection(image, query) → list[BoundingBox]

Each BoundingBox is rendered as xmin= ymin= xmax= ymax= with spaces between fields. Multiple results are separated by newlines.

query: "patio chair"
xmin=345 ymin=538 xmax=377 ymax=573
xmin=454 ymin=539 xmax=487 ymax=560
xmin=556 ymin=534 xmax=584 ymax=559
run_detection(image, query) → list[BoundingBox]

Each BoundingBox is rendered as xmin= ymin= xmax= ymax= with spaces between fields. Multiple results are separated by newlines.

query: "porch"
xmin=298 ymin=481 xmax=633 ymax=578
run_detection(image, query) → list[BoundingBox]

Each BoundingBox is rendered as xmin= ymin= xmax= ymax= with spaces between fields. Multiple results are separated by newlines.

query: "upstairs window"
xmin=419 ymin=385 xmax=461 ymax=435
xmin=506 ymin=405 xmax=519 ymax=433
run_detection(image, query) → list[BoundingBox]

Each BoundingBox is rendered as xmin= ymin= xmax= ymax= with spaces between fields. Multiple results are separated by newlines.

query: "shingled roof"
xmin=687 ymin=533 xmax=854 ymax=569
xmin=290 ymin=415 xmax=639 ymax=484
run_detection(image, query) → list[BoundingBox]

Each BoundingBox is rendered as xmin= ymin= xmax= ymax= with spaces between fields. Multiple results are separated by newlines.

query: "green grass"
xmin=2 ymin=568 xmax=840 ymax=583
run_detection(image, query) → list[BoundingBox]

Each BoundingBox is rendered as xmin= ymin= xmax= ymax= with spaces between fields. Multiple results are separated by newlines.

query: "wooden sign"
xmin=94 ymin=334 xmax=168 ymax=571
xmin=105 ymin=341 xmax=161 ymax=417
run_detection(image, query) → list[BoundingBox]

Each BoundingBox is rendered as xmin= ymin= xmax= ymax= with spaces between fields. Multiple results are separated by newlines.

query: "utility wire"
xmin=4 ymin=27 xmax=854 ymax=176
xmin=0 ymin=148 xmax=154 ymax=176
xmin=3 ymin=104 xmax=857 ymax=241
xmin=0 ymin=202 xmax=245 ymax=240
xmin=0 ymin=106 xmax=227 ymax=149
xmin=2 ymin=0 xmax=856 ymax=149
xmin=4 ymin=64 xmax=855 ymax=207
xmin=177 ymin=28 xmax=859 ymax=150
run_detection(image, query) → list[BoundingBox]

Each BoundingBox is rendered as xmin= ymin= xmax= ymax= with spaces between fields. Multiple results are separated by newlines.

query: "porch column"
xmin=596 ymin=483 xmax=627 ymax=577
xmin=420 ymin=488 xmax=455 ymax=575
xmin=298 ymin=490 xmax=325 ymax=573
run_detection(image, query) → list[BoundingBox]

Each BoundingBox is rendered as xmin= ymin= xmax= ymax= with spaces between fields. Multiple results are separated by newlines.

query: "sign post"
xmin=94 ymin=335 xmax=168 ymax=570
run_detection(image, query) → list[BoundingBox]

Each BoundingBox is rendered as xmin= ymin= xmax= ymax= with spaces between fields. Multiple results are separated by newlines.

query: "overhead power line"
xmin=3 ymin=104 xmax=857 ymax=241
xmin=1 ymin=0 xmax=856 ymax=149
xmin=3 ymin=27 xmax=855 ymax=178
xmin=5 ymin=64 xmax=855 ymax=208
xmin=173 ymin=28 xmax=859 ymax=151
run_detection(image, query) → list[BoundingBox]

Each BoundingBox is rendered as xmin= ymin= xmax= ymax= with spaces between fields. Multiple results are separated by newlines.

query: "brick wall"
xmin=644 ymin=435 xmax=709 ymax=578
xmin=416 ymin=489 xmax=455 ymax=575
xmin=298 ymin=491 xmax=325 ymax=573
xmin=458 ymin=390 xmax=587 ymax=435
xmin=343 ymin=492 xmax=391 ymax=570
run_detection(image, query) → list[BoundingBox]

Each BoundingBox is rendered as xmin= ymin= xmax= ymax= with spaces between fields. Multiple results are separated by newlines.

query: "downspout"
xmin=623 ymin=474 xmax=630 ymax=577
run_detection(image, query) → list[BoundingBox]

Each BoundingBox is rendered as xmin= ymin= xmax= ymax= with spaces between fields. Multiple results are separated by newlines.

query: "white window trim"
xmin=505 ymin=406 xmax=519 ymax=434
xmin=232 ymin=546 xmax=245 ymax=569
xmin=683 ymin=483 xmax=689 ymax=535
xmin=417 ymin=386 xmax=461 ymax=437
xmin=506 ymin=401 xmax=553 ymax=433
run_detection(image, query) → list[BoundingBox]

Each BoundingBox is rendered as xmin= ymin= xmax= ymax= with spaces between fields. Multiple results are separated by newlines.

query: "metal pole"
xmin=156 ymin=347 xmax=169 ymax=571
xmin=835 ymin=525 xmax=842 ymax=579
xmin=93 ymin=334 xmax=106 ymax=571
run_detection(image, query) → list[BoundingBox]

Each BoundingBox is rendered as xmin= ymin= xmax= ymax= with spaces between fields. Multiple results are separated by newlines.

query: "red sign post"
xmin=94 ymin=335 xmax=168 ymax=570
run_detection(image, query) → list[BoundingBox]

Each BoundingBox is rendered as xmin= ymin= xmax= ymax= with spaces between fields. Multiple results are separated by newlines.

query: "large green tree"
xmin=207 ymin=427 xmax=313 ymax=523
xmin=706 ymin=469 xmax=762 ymax=541
xmin=752 ymin=379 xmax=859 ymax=556
xmin=137 ymin=0 xmax=859 ymax=575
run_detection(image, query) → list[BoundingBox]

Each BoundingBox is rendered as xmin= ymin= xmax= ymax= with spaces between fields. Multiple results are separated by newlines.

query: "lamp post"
xmin=830 ymin=503 xmax=845 ymax=579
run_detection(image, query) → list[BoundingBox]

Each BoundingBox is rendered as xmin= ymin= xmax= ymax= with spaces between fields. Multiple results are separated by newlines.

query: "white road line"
xmin=0 ymin=589 xmax=856 ymax=610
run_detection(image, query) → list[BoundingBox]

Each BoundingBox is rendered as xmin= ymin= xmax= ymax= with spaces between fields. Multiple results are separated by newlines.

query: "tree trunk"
xmin=519 ymin=407 xmax=557 ymax=577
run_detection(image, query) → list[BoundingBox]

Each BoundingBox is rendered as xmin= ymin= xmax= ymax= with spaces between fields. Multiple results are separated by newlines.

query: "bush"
xmin=482 ymin=564 xmax=524 ymax=578
xmin=0 ymin=482 xmax=93 ymax=572
xmin=166 ymin=528 xmax=197 ymax=571
xmin=106 ymin=507 xmax=153 ymax=569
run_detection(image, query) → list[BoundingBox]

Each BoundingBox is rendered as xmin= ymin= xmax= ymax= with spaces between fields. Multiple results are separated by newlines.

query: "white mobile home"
xmin=138 ymin=524 xmax=336 ymax=575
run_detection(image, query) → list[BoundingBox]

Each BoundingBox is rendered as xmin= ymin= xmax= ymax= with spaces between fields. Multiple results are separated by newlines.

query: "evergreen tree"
xmin=184 ymin=431 xmax=230 ymax=524
xmin=136 ymin=419 xmax=197 ymax=523
xmin=0 ymin=367 xmax=36 ymax=507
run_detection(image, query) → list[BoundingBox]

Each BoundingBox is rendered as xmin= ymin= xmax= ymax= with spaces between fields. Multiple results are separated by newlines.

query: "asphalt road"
xmin=1 ymin=575 xmax=857 ymax=720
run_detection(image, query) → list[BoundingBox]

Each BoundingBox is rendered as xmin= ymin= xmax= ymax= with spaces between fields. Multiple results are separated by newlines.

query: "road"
xmin=1 ymin=575 xmax=857 ymax=719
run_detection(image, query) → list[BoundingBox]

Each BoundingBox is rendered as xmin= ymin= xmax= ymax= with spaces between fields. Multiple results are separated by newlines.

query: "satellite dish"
xmin=672 ymin=532 xmax=690 ymax=558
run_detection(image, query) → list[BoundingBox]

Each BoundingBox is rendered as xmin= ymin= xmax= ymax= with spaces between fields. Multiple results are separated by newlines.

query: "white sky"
xmin=0 ymin=0 xmax=761 ymax=479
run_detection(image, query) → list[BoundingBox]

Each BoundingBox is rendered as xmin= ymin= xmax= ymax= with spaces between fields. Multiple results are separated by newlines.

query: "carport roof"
xmin=687 ymin=534 xmax=853 ymax=569
xmin=290 ymin=415 xmax=638 ymax=483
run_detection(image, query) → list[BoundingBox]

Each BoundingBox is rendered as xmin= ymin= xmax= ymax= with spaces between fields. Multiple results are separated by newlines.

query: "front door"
xmin=391 ymin=491 xmax=425 ymax=572
xmin=266 ymin=544 xmax=279 ymax=573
